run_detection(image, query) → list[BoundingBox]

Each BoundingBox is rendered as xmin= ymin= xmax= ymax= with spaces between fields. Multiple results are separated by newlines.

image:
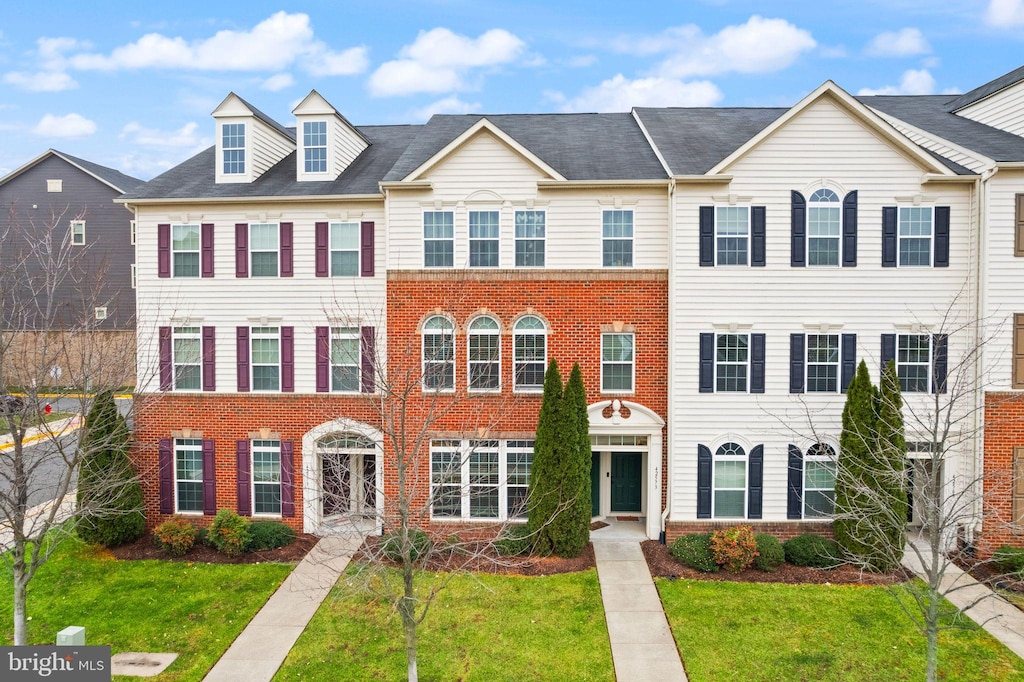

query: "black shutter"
xmin=932 ymin=334 xmax=948 ymax=394
xmin=882 ymin=207 xmax=897 ymax=267
xmin=934 ymin=206 xmax=950 ymax=267
xmin=697 ymin=444 xmax=712 ymax=518
xmin=881 ymin=334 xmax=896 ymax=370
xmin=750 ymin=333 xmax=766 ymax=394
xmin=748 ymin=445 xmax=764 ymax=519
xmin=842 ymin=191 xmax=858 ymax=267
xmin=751 ymin=206 xmax=766 ymax=267
xmin=790 ymin=333 xmax=805 ymax=393
xmin=202 ymin=439 xmax=216 ymax=516
xmin=699 ymin=333 xmax=714 ymax=393
xmin=787 ymin=444 xmax=803 ymax=519
xmin=791 ymin=191 xmax=806 ymax=267
xmin=699 ymin=206 xmax=714 ymax=267
xmin=906 ymin=464 xmax=915 ymax=523
xmin=841 ymin=333 xmax=857 ymax=392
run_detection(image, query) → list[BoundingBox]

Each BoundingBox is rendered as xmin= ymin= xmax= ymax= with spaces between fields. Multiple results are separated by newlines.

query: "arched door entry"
xmin=318 ymin=434 xmax=376 ymax=517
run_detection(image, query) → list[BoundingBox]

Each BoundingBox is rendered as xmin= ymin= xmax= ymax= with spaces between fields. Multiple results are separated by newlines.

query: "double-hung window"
xmin=515 ymin=210 xmax=545 ymax=267
xmin=172 ymin=326 xmax=202 ymax=390
xmin=430 ymin=439 xmax=534 ymax=520
xmin=252 ymin=440 xmax=282 ymax=515
xmin=714 ymin=442 xmax=746 ymax=518
xmin=506 ymin=440 xmax=533 ymax=519
xmin=430 ymin=440 xmax=462 ymax=518
xmin=222 ymin=123 xmax=246 ymax=175
xmin=174 ymin=438 xmax=203 ymax=513
xmin=602 ymin=210 xmax=633 ymax=267
xmin=716 ymin=206 xmax=749 ymax=265
xmin=250 ymin=223 xmax=279 ymax=277
xmin=601 ymin=333 xmax=634 ymax=392
xmin=804 ymin=443 xmax=837 ymax=518
xmin=303 ymin=121 xmax=327 ymax=173
xmin=897 ymin=334 xmax=931 ymax=392
xmin=251 ymin=326 xmax=281 ymax=391
xmin=70 ymin=220 xmax=86 ymax=246
xmin=422 ymin=316 xmax=455 ymax=390
xmin=807 ymin=189 xmax=840 ymax=266
xmin=330 ymin=222 xmax=359 ymax=276
xmin=716 ymin=334 xmax=748 ymax=392
xmin=899 ymin=207 xmax=932 ymax=266
xmin=513 ymin=316 xmax=546 ymax=391
xmin=468 ymin=316 xmax=500 ymax=391
xmin=331 ymin=327 xmax=360 ymax=392
xmin=806 ymin=334 xmax=839 ymax=392
xmin=172 ymin=224 xmax=200 ymax=277
xmin=469 ymin=211 xmax=499 ymax=267
xmin=468 ymin=440 xmax=500 ymax=518
xmin=424 ymin=211 xmax=454 ymax=267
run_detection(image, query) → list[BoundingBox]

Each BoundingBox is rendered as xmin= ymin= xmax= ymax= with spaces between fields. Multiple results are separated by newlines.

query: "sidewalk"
xmin=202 ymin=533 xmax=363 ymax=682
xmin=0 ymin=413 xmax=82 ymax=450
xmin=592 ymin=520 xmax=688 ymax=681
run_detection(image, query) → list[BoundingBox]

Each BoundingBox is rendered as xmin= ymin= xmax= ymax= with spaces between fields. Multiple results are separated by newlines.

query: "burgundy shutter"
xmin=842 ymin=191 xmax=858 ymax=267
xmin=699 ymin=333 xmax=714 ymax=393
xmin=201 ymin=223 xmax=215 ymax=277
xmin=281 ymin=440 xmax=295 ymax=518
xmin=236 ymin=327 xmax=250 ymax=392
xmin=361 ymin=221 xmax=375 ymax=277
xmin=235 ymin=223 xmax=249 ymax=277
xmin=789 ymin=333 xmax=805 ymax=393
xmin=750 ymin=206 xmax=766 ymax=267
xmin=202 ymin=326 xmax=216 ymax=392
xmin=697 ymin=444 xmax=712 ymax=518
xmin=748 ymin=445 xmax=764 ymax=519
xmin=158 ymin=224 xmax=171 ymax=278
xmin=236 ymin=440 xmax=251 ymax=516
xmin=787 ymin=445 xmax=803 ymax=519
xmin=791 ymin=191 xmax=806 ymax=267
xmin=281 ymin=326 xmax=295 ymax=392
xmin=202 ymin=439 xmax=217 ymax=516
xmin=699 ymin=207 xmax=714 ymax=266
xmin=316 ymin=326 xmax=330 ymax=392
xmin=158 ymin=438 xmax=173 ymax=514
xmin=361 ymin=326 xmax=376 ymax=393
xmin=750 ymin=333 xmax=766 ymax=394
xmin=159 ymin=326 xmax=173 ymax=391
xmin=280 ymin=222 xmax=294 ymax=277
xmin=882 ymin=207 xmax=897 ymax=267
xmin=315 ymin=222 xmax=329 ymax=277
xmin=934 ymin=206 xmax=950 ymax=267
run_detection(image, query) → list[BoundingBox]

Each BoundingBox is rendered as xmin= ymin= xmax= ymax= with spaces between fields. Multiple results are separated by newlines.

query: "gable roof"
xmin=0 ymin=149 xmax=144 ymax=193
xmin=947 ymin=65 xmax=1024 ymax=112
xmin=214 ymin=92 xmax=296 ymax=142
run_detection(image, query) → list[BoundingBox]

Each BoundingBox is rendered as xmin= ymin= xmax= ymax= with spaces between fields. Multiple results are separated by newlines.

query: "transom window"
xmin=716 ymin=206 xmax=749 ymax=265
xmin=331 ymin=327 xmax=360 ymax=392
xmin=716 ymin=334 xmax=749 ymax=392
xmin=515 ymin=210 xmax=545 ymax=267
xmin=424 ymin=211 xmax=454 ymax=268
xmin=252 ymin=440 xmax=282 ymax=515
xmin=807 ymin=334 xmax=839 ymax=393
xmin=222 ymin=123 xmax=246 ymax=175
xmin=331 ymin=222 xmax=359 ymax=276
xmin=172 ymin=224 xmax=200 ymax=277
xmin=251 ymin=326 xmax=281 ymax=392
xmin=70 ymin=220 xmax=86 ymax=246
xmin=303 ymin=121 xmax=328 ymax=173
xmin=603 ymin=210 xmax=633 ymax=267
xmin=468 ymin=316 xmax=500 ymax=391
xmin=513 ymin=316 xmax=546 ymax=391
xmin=601 ymin=333 xmax=635 ymax=392
xmin=429 ymin=439 xmax=534 ymax=521
xmin=714 ymin=442 xmax=746 ymax=518
xmin=174 ymin=438 xmax=203 ymax=513
xmin=808 ymin=189 xmax=840 ymax=266
xmin=250 ymin=223 xmax=279 ymax=277
xmin=899 ymin=207 xmax=933 ymax=267
xmin=804 ymin=443 xmax=836 ymax=518
xmin=422 ymin=316 xmax=455 ymax=390
xmin=172 ymin=326 xmax=201 ymax=391
xmin=469 ymin=211 xmax=500 ymax=268
xmin=897 ymin=334 xmax=931 ymax=392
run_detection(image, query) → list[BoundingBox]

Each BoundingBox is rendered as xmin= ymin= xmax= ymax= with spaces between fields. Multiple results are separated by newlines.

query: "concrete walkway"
xmin=902 ymin=538 xmax=1024 ymax=660
xmin=592 ymin=519 xmax=688 ymax=681
xmin=203 ymin=533 xmax=363 ymax=682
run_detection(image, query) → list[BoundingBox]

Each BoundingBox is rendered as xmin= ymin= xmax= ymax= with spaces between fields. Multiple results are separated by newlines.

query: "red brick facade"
xmin=979 ymin=392 xmax=1024 ymax=554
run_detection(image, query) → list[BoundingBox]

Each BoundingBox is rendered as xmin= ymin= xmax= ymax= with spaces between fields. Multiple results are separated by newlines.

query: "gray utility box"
xmin=56 ymin=625 xmax=85 ymax=645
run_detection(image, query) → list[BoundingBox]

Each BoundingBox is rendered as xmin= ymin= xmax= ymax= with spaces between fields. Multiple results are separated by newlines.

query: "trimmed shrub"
xmin=992 ymin=546 xmax=1024 ymax=578
xmin=494 ymin=525 xmax=533 ymax=557
xmin=670 ymin=533 xmax=719 ymax=573
xmin=195 ymin=527 xmax=211 ymax=547
xmin=381 ymin=528 xmax=433 ymax=563
xmin=753 ymin=533 xmax=786 ymax=572
xmin=244 ymin=521 xmax=296 ymax=552
xmin=710 ymin=525 xmax=758 ymax=573
xmin=153 ymin=518 xmax=196 ymax=556
xmin=209 ymin=509 xmax=249 ymax=557
xmin=784 ymin=533 xmax=842 ymax=568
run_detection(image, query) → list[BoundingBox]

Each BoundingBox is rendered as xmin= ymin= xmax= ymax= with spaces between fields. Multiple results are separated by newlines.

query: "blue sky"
xmin=2 ymin=0 xmax=1023 ymax=179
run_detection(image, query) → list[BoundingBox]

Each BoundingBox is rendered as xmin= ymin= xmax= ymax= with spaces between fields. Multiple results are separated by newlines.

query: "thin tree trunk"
xmin=401 ymin=564 xmax=418 ymax=682
xmin=13 ymin=563 xmax=28 ymax=646
xmin=925 ymin=612 xmax=939 ymax=682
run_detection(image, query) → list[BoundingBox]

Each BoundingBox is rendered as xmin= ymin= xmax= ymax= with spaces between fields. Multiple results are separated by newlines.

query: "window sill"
xmin=468 ymin=388 xmax=502 ymax=394
xmin=513 ymin=387 xmax=543 ymax=395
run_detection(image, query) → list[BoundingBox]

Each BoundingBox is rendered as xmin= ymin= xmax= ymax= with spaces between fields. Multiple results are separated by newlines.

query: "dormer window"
xmin=304 ymin=121 xmax=328 ymax=174
xmin=222 ymin=123 xmax=246 ymax=175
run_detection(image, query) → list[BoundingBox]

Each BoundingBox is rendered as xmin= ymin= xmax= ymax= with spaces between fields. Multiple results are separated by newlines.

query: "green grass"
xmin=274 ymin=567 xmax=614 ymax=681
xmin=0 ymin=536 xmax=294 ymax=681
xmin=658 ymin=579 xmax=1024 ymax=681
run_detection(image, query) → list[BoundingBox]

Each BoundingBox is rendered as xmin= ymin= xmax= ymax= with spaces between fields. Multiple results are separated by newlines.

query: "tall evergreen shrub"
xmin=549 ymin=363 xmax=590 ymax=557
xmin=527 ymin=360 xmax=563 ymax=556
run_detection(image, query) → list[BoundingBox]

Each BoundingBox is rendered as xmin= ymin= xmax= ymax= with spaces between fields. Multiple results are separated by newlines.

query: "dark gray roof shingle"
xmin=946 ymin=65 xmax=1024 ymax=112
xmin=56 ymin=151 xmax=146 ymax=192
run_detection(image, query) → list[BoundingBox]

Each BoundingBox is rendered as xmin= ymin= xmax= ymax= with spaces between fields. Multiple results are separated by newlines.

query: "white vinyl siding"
xmin=956 ymin=79 xmax=1024 ymax=138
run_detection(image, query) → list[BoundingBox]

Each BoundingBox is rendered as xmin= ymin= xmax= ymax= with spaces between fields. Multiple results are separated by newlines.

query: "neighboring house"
xmin=121 ymin=68 xmax=1024 ymax=553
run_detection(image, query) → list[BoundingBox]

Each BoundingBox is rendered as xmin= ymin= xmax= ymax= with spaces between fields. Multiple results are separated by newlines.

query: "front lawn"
xmin=658 ymin=579 xmax=1024 ymax=681
xmin=0 ymin=535 xmax=294 ymax=681
xmin=274 ymin=567 xmax=613 ymax=681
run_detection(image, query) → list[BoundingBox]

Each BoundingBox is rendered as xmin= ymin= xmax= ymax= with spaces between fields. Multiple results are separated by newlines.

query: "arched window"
xmin=808 ymin=188 xmax=841 ymax=266
xmin=468 ymin=316 xmax=500 ymax=391
xmin=804 ymin=443 xmax=837 ymax=518
xmin=422 ymin=316 xmax=455 ymax=390
xmin=714 ymin=442 xmax=746 ymax=518
xmin=513 ymin=316 xmax=546 ymax=391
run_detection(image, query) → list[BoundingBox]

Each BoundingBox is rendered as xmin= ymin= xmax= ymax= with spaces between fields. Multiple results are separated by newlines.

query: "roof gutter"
xmin=536 ymin=179 xmax=669 ymax=189
xmin=672 ymin=174 xmax=734 ymax=184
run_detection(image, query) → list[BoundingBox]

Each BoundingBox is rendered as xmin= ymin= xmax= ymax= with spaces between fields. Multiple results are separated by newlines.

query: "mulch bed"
xmin=107 ymin=531 xmax=320 ymax=564
xmin=955 ymin=555 xmax=1024 ymax=599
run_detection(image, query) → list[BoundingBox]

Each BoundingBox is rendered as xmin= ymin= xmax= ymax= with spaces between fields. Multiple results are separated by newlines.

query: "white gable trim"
xmin=403 ymin=118 xmax=566 ymax=182
xmin=869 ymin=109 xmax=995 ymax=173
xmin=707 ymin=81 xmax=955 ymax=177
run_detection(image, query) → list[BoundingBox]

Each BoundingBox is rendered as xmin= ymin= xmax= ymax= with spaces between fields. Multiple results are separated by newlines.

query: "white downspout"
xmin=661 ymin=177 xmax=676 ymax=543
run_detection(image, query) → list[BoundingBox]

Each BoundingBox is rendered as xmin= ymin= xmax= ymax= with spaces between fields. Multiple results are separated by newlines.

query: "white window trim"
xmin=514 ymin=209 xmax=546 ymax=268
xmin=70 ymin=220 xmax=85 ymax=246
xmin=602 ymin=209 xmax=634 ymax=268
xmin=94 ymin=306 xmax=107 ymax=321
xmin=222 ymin=122 xmax=246 ymax=176
xmin=330 ymin=326 xmax=361 ymax=393
xmin=601 ymin=332 xmax=635 ymax=394
xmin=429 ymin=439 xmax=534 ymax=521
xmin=174 ymin=438 xmax=204 ymax=515
xmin=251 ymin=326 xmax=282 ymax=393
xmin=715 ymin=332 xmax=750 ymax=394
xmin=249 ymin=222 xmax=280 ymax=278
xmin=423 ymin=210 xmax=455 ymax=269
xmin=805 ymin=333 xmax=840 ymax=394
xmin=422 ymin=316 xmax=455 ymax=393
xmin=803 ymin=443 xmax=837 ymax=519
xmin=712 ymin=442 xmax=747 ymax=519
xmin=172 ymin=326 xmax=202 ymax=392
xmin=130 ymin=220 xmax=137 ymax=246
xmin=467 ymin=316 xmax=501 ymax=393
xmin=806 ymin=190 xmax=842 ymax=267
xmin=130 ymin=264 xmax=137 ymax=290
xmin=897 ymin=333 xmax=932 ymax=393
xmin=330 ymin=222 xmax=360 ymax=277
xmin=302 ymin=120 xmax=329 ymax=175
xmin=171 ymin=223 xmax=201 ymax=278
xmin=897 ymin=205 xmax=934 ymax=268
xmin=512 ymin=316 xmax=547 ymax=393
xmin=251 ymin=439 xmax=282 ymax=517
xmin=468 ymin=209 xmax=500 ymax=269
xmin=714 ymin=205 xmax=750 ymax=266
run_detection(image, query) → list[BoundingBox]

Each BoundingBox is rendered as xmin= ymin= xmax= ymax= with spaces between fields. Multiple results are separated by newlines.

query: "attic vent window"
xmin=47 ymin=179 xmax=62 ymax=193
xmin=304 ymin=121 xmax=327 ymax=173
xmin=94 ymin=306 xmax=107 ymax=321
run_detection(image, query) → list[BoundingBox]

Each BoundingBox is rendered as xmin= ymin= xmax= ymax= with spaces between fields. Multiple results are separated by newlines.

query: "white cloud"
xmin=368 ymin=28 xmax=526 ymax=97
xmin=119 ymin=121 xmax=209 ymax=149
xmin=858 ymin=69 xmax=936 ymax=96
xmin=261 ymin=73 xmax=294 ymax=91
xmin=864 ymin=28 xmax=931 ymax=57
xmin=985 ymin=0 xmax=1024 ymax=26
xmin=3 ymin=70 xmax=78 ymax=92
xmin=33 ymin=113 xmax=97 ymax=138
xmin=558 ymin=74 xmax=723 ymax=112
xmin=305 ymin=46 xmax=369 ymax=76
xmin=409 ymin=96 xmax=481 ymax=121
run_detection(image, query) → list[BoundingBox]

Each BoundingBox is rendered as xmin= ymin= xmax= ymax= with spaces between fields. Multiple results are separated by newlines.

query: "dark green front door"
xmin=591 ymin=452 xmax=600 ymax=516
xmin=610 ymin=452 xmax=642 ymax=513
